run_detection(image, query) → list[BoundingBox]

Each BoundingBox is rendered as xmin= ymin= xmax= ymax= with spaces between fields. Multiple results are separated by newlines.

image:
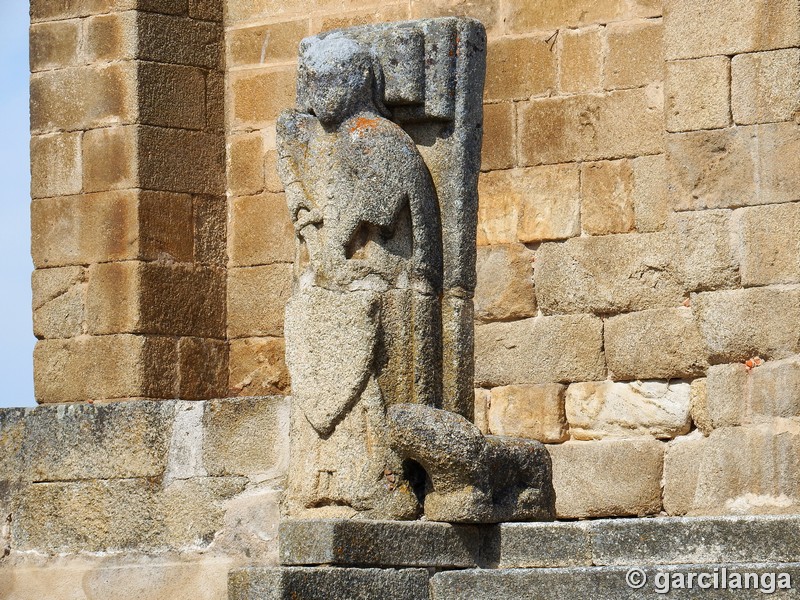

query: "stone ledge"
xmin=279 ymin=516 xmax=800 ymax=569
xmin=430 ymin=564 xmax=800 ymax=599
xmin=228 ymin=566 xmax=430 ymax=600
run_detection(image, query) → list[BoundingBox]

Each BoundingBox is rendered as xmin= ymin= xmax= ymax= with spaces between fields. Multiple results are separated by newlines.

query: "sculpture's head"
xmin=298 ymin=33 xmax=386 ymax=125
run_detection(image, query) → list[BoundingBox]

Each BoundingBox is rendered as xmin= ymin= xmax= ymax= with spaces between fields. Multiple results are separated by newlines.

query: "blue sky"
xmin=0 ymin=3 xmax=34 ymax=408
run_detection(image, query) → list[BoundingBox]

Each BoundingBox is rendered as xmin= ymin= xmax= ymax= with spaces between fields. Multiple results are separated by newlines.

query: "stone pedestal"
xmin=229 ymin=516 xmax=800 ymax=599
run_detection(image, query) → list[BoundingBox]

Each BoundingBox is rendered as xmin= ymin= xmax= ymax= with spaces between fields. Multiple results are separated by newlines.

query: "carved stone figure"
xmin=278 ymin=18 xmax=555 ymax=523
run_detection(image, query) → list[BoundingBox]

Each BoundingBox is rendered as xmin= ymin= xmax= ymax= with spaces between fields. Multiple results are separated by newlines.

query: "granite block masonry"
xmin=277 ymin=18 xmax=554 ymax=523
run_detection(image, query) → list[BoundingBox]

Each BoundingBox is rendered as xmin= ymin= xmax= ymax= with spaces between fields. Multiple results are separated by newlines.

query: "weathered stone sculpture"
xmin=278 ymin=18 xmax=555 ymax=522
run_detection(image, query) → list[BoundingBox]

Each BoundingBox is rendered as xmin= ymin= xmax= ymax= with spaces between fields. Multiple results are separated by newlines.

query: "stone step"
xmin=430 ymin=564 xmax=800 ymax=599
xmin=279 ymin=515 xmax=800 ymax=569
xmin=229 ymin=564 xmax=800 ymax=599
xmin=228 ymin=566 xmax=429 ymax=600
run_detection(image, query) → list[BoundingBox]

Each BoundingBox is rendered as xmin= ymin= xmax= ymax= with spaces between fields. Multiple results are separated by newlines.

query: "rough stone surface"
xmin=605 ymin=308 xmax=709 ymax=380
xmin=592 ymin=515 xmax=800 ymax=566
xmin=547 ymin=439 xmax=664 ymax=518
xmin=229 ymin=337 xmax=291 ymax=397
xmin=487 ymin=384 xmax=568 ymax=443
xmin=431 ymin=564 xmax=800 ymax=599
xmin=535 ymin=221 xmax=737 ymax=316
xmin=580 ymin=159 xmax=635 ymax=235
xmin=279 ymin=520 xmax=485 ymax=568
xmin=566 ymin=380 xmax=692 ymax=440
xmin=665 ymin=56 xmax=731 ymax=132
xmin=734 ymin=202 xmax=800 ymax=286
xmin=474 ymin=244 xmax=536 ymax=323
xmin=388 ymin=403 xmax=556 ymax=523
xmin=485 ymin=35 xmax=555 ymax=102
xmin=732 ymin=48 xmax=800 ymax=125
xmin=632 ymin=154 xmax=668 ymax=232
xmin=693 ymin=286 xmax=800 ymax=364
xmin=705 ymin=358 xmax=800 ymax=428
xmin=229 ymin=567 xmax=430 ymax=600
xmin=480 ymin=102 xmax=514 ymax=171
xmin=559 ymin=27 xmax=602 ymax=94
xmin=664 ymin=422 xmax=800 ymax=516
xmin=32 ymin=266 xmax=86 ymax=339
xmin=519 ymin=85 xmax=664 ymax=166
xmin=477 ymin=165 xmax=580 ymax=244
xmin=475 ymin=315 xmax=606 ymax=387
xmin=667 ymin=123 xmax=800 ymax=211
xmin=605 ymin=20 xmax=663 ymax=90
xmin=664 ymin=0 xmax=800 ymax=60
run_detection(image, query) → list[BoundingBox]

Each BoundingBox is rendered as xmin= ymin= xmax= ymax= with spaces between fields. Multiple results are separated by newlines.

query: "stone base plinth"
xmin=230 ymin=516 xmax=800 ymax=599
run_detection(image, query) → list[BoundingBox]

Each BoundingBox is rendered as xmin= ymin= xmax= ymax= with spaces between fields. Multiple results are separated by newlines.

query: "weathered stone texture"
xmin=693 ymin=286 xmax=800 ymax=364
xmin=547 ymin=439 xmax=664 ymax=518
xmin=83 ymin=12 xmax=138 ymax=62
xmin=665 ymin=56 xmax=731 ymax=132
xmin=227 ymin=20 xmax=308 ymax=67
xmin=558 ymin=27 xmax=602 ymax=94
xmin=485 ymin=35 xmax=556 ymax=101
xmin=31 ymin=191 xmax=197 ymax=268
xmin=228 ymin=193 xmax=294 ymax=267
xmin=669 ymin=121 xmax=800 ymax=210
xmin=32 ymin=266 xmax=86 ymax=339
xmin=33 ymin=335 xmax=177 ymax=402
xmin=481 ymin=102 xmax=514 ymax=171
xmin=519 ymin=85 xmax=664 ymax=166
xmin=229 ymin=566 xmax=430 ymax=600
xmin=475 ymin=315 xmax=605 ymax=387
xmin=605 ymin=308 xmax=709 ymax=380
xmin=474 ymin=244 xmax=536 ymax=323
xmin=227 ymin=264 xmax=293 ymax=338
xmin=29 ymin=20 xmax=81 ymax=71
xmin=13 ymin=476 xmax=247 ymax=553
xmin=664 ymin=0 xmax=800 ymax=60
xmin=734 ymin=202 xmax=800 ymax=286
xmin=229 ymin=337 xmax=291 ymax=397
xmin=566 ymin=380 xmax=692 ymax=440
xmin=705 ymin=358 xmax=800 ymax=429
xmin=85 ymin=261 xmax=226 ymax=338
xmin=580 ymin=159 xmax=635 ymax=235
xmin=632 ymin=153 xmax=668 ymax=232
xmin=477 ymin=165 xmax=580 ymax=244
xmin=487 ymin=384 xmax=568 ymax=443
xmin=203 ymin=396 xmax=290 ymax=478
xmin=504 ymin=0 xmax=645 ymax=33
xmin=30 ymin=132 xmax=82 ymax=199
xmin=230 ymin=68 xmax=296 ymax=129
xmin=535 ymin=211 xmax=737 ymax=315
xmin=732 ymin=48 xmax=800 ymax=125
xmin=604 ymin=20 xmax=663 ymax=90
xmin=664 ymin=422 xmax=800 ymax=516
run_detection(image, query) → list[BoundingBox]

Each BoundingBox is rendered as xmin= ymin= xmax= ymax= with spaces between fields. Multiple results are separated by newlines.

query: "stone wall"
xmin=23 ymin=0 xmax=800 ymax=550
xmin=1 ymin=396 xmax=288 ymax=598
xmin=30 ymin=0 xmax=228 ymax=403
xmin=224 ymin=0 xmax=800 ymax=520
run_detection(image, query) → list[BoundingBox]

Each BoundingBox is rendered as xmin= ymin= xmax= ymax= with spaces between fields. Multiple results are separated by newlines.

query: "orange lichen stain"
xmin=745 ymin=356 xmax=764 ymax=371
xmin=349 ymin=116 xmax=379 ymax=134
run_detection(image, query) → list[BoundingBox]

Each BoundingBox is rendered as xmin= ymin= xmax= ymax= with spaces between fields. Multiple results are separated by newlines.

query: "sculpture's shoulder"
xmin=277 ymin=109 xmax=318 ymax=147
xmin=342 ymin=114 xmax=425 ymax=173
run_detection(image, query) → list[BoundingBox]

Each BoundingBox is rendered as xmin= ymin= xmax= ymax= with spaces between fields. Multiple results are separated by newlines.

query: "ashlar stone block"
xmin=605 ymin=307 xmax=709 ymax=380
xmin=487 ymin=384 xmax=569 ymax=443
xmin=732 ymin=48 xmax=800 ymax=125
xmin=475 ymin=315 xmax=605 ymax=387
xmin=547 ymin=438 xmax=664 ymax=518
xmin=474 ymin=243 xmax=536 ymax=323
xmin=665 ymin=56 xmax=731 ymax=132
xmin=566 ymin=380 xmax=692 ymax=440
